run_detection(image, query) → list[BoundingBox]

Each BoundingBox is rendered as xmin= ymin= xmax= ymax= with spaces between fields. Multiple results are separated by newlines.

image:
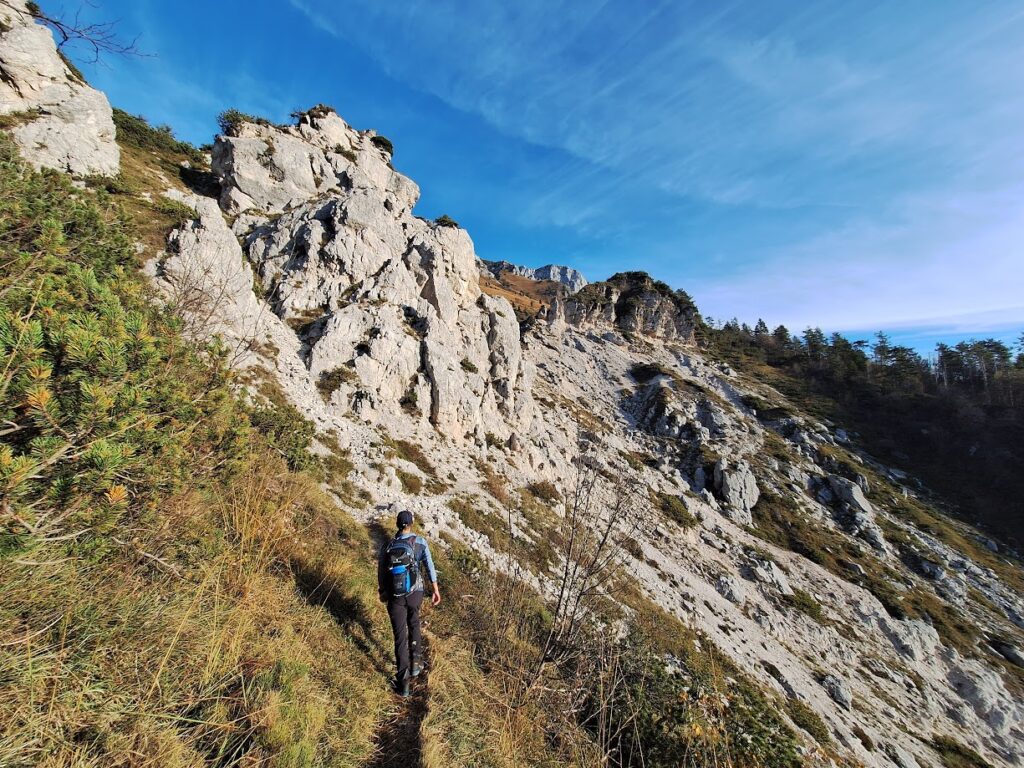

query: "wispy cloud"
xmin=90 ymin=0 xmax=1024 ymax=342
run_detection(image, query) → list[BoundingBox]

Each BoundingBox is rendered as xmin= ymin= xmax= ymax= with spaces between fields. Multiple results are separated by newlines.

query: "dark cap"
xmin=396 ymin=509 xmax=414 ymax=528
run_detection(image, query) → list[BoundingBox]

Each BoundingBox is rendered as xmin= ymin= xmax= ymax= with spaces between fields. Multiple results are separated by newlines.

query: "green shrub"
xmin=247 ymin=384 xmax=318 ymax=473
xmin=370 ymin=134 xmax=393 ymax=155
xmin=527 ymin=480 xmax=560 ymax=503
xmin=385 ymin=437 xmax=447 ymax=494
xmin=217 ymin=108 xmax=271 ymax=136
xmin=315 ymin=366 xmax=355 ymax=400
xmin=852 ymin=724 xmax=875 ymax=751
xmin=656 ymin=492 xmax=697 ymax=528
xmin=434 ymin=214 xmax=460 ymax=228
xmin=396 ymin=469 xmax=422 ymax=495
xmin=611 ymin=631 xmax=803 ymax=767
xmin=291 ymin=104 xmax=335 ymax=122
xmin=0 ymin=134 xmax=249 ymax=558
xmin=786 ymin=588 xmax=826 ymax=623
xmin=154 ymin=197 xmax=198 ymax=227
xmin=460 ymin=357 xmax=478 ymax=373
xmin=785 ymin=698 xmax=832 ymax=745
xmin=630 ymin=361 xmax=673 ymax=384
xmin=0 ymin=109 xmax=41 ymax=129
xmin=334 ymin=143 xmax=357 ymax=163
xmin=399 ymin=384 xmax=418 ymax=414
xmin=112 ymin=109 xmax=204 ymax=164
xmin=931 ymin=736 xmax=994 ymax=768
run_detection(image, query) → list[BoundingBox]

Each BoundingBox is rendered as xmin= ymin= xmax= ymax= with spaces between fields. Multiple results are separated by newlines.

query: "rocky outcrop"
xmin=745 ymin=553 xmax=794 ymax=596
xmin=212 ymin=108 xmax=417 ymax=216
xmin=820 ymin=673 xmax=853 ymax=711
xmin=826 ymin=475 xmax=887 ymax=551
xmin=714 ymin=459 xmax=760 ymax=526
xmin=554 ymin=271 xmax=699 ymax=341
xmin=0 ymin=0 xmax=118 ymax=175
xmin=716 ymin=574 xmax=746 ymax=603
xmin=177 ymin=106 xmax=534 ymax=444
xmin=479 ymin=258 xmax=588 ymax=293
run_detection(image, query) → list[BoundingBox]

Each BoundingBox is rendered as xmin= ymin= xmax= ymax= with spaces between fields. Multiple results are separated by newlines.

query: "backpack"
xmin=385 ymin=536 xmax=419 ymax=597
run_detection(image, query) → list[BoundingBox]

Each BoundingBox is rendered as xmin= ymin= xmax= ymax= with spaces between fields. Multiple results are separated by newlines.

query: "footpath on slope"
xmin=362 ymin=522 xmax=431 ymax=768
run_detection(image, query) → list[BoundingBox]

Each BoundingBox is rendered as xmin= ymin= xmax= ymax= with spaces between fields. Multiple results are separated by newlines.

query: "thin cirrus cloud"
xmin=285 ymin=0 xmax=1024 ymax=320
xmin=77 ymin=0 xmax=1024 ymax=350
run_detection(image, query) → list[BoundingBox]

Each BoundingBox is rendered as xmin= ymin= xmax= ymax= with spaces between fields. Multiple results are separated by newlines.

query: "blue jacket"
xmin=378 ymin=533 xmax=437 ymax=600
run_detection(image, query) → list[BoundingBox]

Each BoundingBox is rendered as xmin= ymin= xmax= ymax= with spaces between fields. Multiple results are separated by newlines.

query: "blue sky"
xmin=60 ymin=0 xmax=1023 ymax=354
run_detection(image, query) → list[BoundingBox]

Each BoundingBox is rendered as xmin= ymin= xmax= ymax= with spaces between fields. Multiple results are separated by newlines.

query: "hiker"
xmin=378 ymin=509 xmax=441 ymax=696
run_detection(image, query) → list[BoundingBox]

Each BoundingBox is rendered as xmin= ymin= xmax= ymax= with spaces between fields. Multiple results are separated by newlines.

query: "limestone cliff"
xmin=552 ymin=271 xmax=700 ymax=342
xmin=0 ymin=0 xmax=118 ymax=175
xmin=479 ymin=258 xmax=588 ymax=293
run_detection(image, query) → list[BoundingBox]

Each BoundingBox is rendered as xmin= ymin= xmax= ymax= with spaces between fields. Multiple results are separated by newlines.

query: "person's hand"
xmin=431 ymin=585 xmax=441 ymax=606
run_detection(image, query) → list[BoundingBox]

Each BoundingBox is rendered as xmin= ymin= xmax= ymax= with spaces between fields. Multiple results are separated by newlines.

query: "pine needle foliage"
xmin=0 ymin=136 xmax=250 ymax=558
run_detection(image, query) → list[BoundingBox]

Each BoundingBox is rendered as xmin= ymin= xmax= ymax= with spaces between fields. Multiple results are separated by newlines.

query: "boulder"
xmin=0 ymin=0 xmax=118 ymax=175
xmin=716 ymin=574 xmax=746 ymax=604
xmin=990 ymin=639 xmax=1024 ymax=668
xmin=744 ymin=556 xmax=794 ymax=596
xmin=713 ymin=459 xmax=759 ymax=526
xmin=827 ymin=475 xmax=887 ymax=551
xmin=819 ymin=673 xmax=852 ymax=710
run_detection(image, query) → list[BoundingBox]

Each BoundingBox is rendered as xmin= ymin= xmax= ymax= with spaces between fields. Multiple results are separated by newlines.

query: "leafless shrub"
xmin=465 ymin=435 xmax=645 ymax=763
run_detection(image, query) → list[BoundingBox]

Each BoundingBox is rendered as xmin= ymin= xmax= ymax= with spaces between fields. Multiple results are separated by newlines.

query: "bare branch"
xmin=2 ymin=0 xmax=145 ymax=65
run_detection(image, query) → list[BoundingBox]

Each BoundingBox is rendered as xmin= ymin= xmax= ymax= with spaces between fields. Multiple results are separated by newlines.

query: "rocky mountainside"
xmin=2 ymin=16 xmax=1023 ymax=765
xmin=149 ymin=106 xmax=1023 ymax=768
xmin=479 ymin=258 xmax=589 ymax=293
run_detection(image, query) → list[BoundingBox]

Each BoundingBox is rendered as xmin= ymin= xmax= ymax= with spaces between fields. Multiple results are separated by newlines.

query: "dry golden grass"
xmin=478 ymin=272 xmax=561 ymax=319
xmin=0 ymin=455 xmax=393 ymax=767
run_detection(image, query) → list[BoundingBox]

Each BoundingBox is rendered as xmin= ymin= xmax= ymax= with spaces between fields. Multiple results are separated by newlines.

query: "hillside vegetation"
xmin=708 ymin=320 xmax=1024 ymax=547
xmin=0 ymin=129 xmax=594 ymax=767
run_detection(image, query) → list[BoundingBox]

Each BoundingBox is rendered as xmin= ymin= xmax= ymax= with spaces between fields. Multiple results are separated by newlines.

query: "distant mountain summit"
xmin=479 ymin=258 xmax=588 ymax=293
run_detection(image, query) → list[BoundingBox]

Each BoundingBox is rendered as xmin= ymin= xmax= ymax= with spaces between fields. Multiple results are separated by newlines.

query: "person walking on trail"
xmin=378 ymin=509 xmax=441 ymax=697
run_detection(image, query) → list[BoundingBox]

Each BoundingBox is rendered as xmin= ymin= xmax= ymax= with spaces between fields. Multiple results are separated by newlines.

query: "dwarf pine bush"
xmin=0 ymin=136 xmax=248 ymax=559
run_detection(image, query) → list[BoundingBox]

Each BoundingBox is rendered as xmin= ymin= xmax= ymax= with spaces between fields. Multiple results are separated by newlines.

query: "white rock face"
xmin=479 ymin=258 xmax=588 ymax=293
xmin=180 ymin=107 xmax=533 ymax=444
xmin=0 ymin=1 xmax=118 ymax=175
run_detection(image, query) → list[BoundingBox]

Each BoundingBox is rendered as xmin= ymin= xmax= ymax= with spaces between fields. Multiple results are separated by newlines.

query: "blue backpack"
xmin=386 ymin=536 xmax=419 ymax=596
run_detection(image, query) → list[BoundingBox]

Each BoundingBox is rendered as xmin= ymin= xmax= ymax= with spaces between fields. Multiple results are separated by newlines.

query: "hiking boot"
xmin=393 ymin=676 xmax=411 ymax=697
xmin=411 ymin=663 xmax=424 ymax=678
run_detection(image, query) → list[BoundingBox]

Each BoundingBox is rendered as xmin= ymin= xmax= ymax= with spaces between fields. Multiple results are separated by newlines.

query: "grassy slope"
xmin=479 ymin=271 xmax=562 ymax=320
xmin=0 ymin=126 xmax=585 ymax=767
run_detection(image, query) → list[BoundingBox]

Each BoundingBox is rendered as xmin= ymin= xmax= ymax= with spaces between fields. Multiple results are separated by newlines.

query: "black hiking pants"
xmin=387 ymin=590 xmax=423 ymax=685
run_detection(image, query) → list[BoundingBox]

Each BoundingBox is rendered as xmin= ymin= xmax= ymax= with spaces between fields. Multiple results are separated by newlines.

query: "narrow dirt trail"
xmin=361 ymin=520 xmax=433 ymax=768
xmin=363 ymin=637 xmax=431 ymax=768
